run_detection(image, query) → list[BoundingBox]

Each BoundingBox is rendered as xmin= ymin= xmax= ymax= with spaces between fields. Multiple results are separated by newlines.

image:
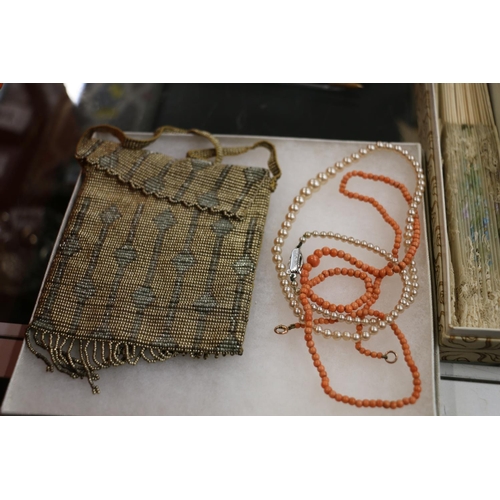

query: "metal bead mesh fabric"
xmin=26 ymin=128 xmax=276 ymax=393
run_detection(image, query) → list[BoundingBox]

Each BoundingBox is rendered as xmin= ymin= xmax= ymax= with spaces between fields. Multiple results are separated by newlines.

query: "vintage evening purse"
xmin=26 ymin=125 xmax=281 ymax=393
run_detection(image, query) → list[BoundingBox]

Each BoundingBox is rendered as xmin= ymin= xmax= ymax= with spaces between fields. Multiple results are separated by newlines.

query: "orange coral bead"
xmin=307 ymin=254 xmax=320 ymax=267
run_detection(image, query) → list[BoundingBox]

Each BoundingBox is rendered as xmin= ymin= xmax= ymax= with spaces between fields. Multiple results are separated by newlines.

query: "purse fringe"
xmin=25 ymin=328 xmax=242 ymax=394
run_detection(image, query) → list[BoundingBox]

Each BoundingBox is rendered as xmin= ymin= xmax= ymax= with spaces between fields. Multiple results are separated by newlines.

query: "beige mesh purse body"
xmin=26 ymin=125 xmax=280 ymax=393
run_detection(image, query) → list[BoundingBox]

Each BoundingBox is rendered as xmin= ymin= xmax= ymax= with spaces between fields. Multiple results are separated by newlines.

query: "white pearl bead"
xmin=343 ymin=332 xmax=351 ymax=340
xmin=278 ymin=271 xmax=287 ymax=278
xmin=290 ymin=299 xmax=297 ymax=307
xmin=396 ymin=304 xmax=404 ymax=312
xmin=408 ymin=155 xmax=415 ymax=161
xmin=343 ymin=157 xmax=352 ymax=165
xmin=300 ymin=187 xmax=312 ymax=197
xmin=289 ymin=204 xmax=300 ymax=212
xmin=282 ymin=220 xmax=292 ymax=229
xmin=308 ymin=178 xmax=321 ymax=190
xmin=315 ymin=325 xmax=323 ymax=334
xmin=378 ymin=321 xmax=387 ymax=329
xmin=276 ymin=263 xmax=285 ymax=270
xmin=317 ymin=172 xmax=328 ymax=183
xmin=352 ymin=153 xmax=360 ymax=160
xmin=286 ymin=293 xmax=294 ymax=300
xmin=333 ymin=331 xmax=342 ymax=340
xmin=283 ymin=285 xmax=291 ymax=293
xmin=294 ymin=196 xmax=305 ymax=205
xmin=335 ymin=162 xmax=344 ymax=170
xmin=320 ymin=231 xmax=327 ymax=238
xmin=391 ymin=310 xmax=399 ymax=318
xmin=273 ymin=254 xmax=282 ymax=263
xmin=272 ymin=245 xmax=282 ymax=254
xmin=275 ymin=237 xmax=284 ymax=245
xmin=362 ymin=332 xmax=371 ymax=340
xmin=346 ymin=316 xmax=353 ymax=324
xmin=394 ymin=145 xmax=402 ymax=152
xmin=323 ymin=329 xmax=332 ymax=338
xmin=359 ymin=148 xmax=368 ymax=155
xmin=352 ymin=333 xmax=361 ymax=341
xmin=326 ymin=166 xmax=336 ymax=177
xmin=294 ymin=307 xmax=302 ymax=316
xmin=367 ymin=144 xmax=376 ymax=151
xmin=278 ymin=228 xmax=288 ymax=237
xmin=280 ymin=279 xmax=288 ymax=286
xmin=369 ymin=326 xmax=378 ymax=334
xmin=312 ymin=230 xmax=319 ymax=237
xmin=286 ymin=212 xmax=295 ymax=221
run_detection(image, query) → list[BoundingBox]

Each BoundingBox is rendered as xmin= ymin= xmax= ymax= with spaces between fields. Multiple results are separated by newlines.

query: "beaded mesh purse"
xmin=26 ymin=125 xmax=281 ymax=393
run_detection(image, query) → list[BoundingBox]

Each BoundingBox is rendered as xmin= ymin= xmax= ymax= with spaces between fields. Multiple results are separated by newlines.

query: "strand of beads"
xmin=299 ymin=251 xmax=422 ymax=409
xmin=289 ymin=231 xmax=419 ymax=340
xmin=272 ymin=142 xmax=424 ymax=409
xmin=272 ymin=142 xmax=424 ymax=322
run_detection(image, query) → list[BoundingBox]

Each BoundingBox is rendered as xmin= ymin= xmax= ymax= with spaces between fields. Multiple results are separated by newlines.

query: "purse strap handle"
xmin=79 ymin=125 xmax=281 ymax=191
xmin=79 ymin=124 xmax=224 ymax=164
xmin=187 ymin=141 xmax=281 ymax=192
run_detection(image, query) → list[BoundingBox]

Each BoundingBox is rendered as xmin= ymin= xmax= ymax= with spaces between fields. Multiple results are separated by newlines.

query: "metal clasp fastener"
xmin=274 ymin=324 xmax=296 ymax=335
xmin=383 ymin=351 xmax=398 ymax=364
xmin=287 ymin=245 xmax=303 ymax=283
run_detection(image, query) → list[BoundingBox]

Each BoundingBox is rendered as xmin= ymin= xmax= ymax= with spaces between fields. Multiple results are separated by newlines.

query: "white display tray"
xmin=2 ymin=133 xmax=437 ymax=415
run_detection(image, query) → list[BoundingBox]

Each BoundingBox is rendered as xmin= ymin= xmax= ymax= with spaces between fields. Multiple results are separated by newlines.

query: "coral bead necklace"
xmin=272 ymin=142 xmax=425 ymax=410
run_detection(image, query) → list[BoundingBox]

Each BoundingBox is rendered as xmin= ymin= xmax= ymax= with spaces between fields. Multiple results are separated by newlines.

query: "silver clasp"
xmin=287 ymin=244 xmax=303 ymax=283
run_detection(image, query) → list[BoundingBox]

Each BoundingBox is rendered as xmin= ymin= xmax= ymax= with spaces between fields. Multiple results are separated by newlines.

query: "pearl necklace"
xmin=272 ymin=142 xmax=424 ymax=409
